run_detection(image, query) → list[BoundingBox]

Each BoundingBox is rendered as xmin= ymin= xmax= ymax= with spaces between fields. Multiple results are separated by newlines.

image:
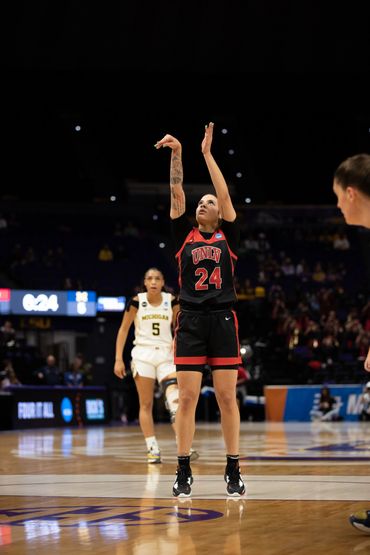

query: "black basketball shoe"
xmin=224 ymin=465 xmax=246 ymax=497
xmin=172 ymin=466 xmax=193 ymax=497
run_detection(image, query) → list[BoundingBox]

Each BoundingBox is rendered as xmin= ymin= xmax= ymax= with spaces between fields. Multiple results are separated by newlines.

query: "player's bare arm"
xmin=365 ymin=347 xmax=370 ymax=372
xmin=202 ymin=122 xmax=236 ymax=223
xmin=171 ymin=299 xmax=180 ymax=329
xmin=155 ymin=134 xmax=186 ymax=219
xmin=113 ymin=301 xmax=138 ymax=379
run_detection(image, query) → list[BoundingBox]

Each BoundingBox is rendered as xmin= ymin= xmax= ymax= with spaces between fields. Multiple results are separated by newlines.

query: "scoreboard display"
xmin=66 ymin=291 xmax=97 ymax=316
xmin=97 ymin=296 xmax=126 ymax=312
xmin=0 ymin=288 xmax=11 ymax=314
xmin=2 ymin=289 xmax=97 ymax=317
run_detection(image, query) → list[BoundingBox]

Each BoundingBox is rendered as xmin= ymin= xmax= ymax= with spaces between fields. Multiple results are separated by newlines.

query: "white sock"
xmin=145 ymin=436 xmax=159 ymax=451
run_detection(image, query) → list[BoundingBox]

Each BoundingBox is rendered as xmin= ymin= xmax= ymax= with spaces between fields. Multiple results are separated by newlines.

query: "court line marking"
xmin=1 ymin=474 xmax=370 ymax=500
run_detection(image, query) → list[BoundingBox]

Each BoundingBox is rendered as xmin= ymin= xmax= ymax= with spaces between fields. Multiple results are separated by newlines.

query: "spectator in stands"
xmin=0 ymin=358 xmax=21 ymax=389
xmin=361 ymin=301 xmax=370 ymax=332
xmin=35 ymin=355 xmax=63 ymax=386
xmin=356 ymin=330 xmax=370 ymax=361
xmin=325 ymin=262 xmax=340 ymax=284
xmin=281 ymin=257 xmax=295 ymax=276
xmin=298 ymin=259 xmax=311 ymax=282
xmin=0 ymin=213 xmax=7 ymax=231
xmin=238 ymin=279 xmax=256 ymax=301
xmin=242 ymin=233 xmax=259 ymax=253
xmin=333 ymin=232 xmax=350 ymax=250
xmin=98 ymin=243 xmax=114 ymax=262
xmin=123 ymin=220 xmax=139 ymax=238
xmin=312 ymin=262 xmax=326 ymax=283
xmin=84 ymin=362 xmax=94 ymax=385
xmin=321 ymin=310 xmax=341 ymax=336
xmin=64 ymin=353 xmax=86 ymax=387
xmin=0 ymin=320 xmax=16 ymax=349
xmin=318 ymin=334 xmax=339 ymax=368
xmin=256 ymin=232 xmax=270 ymax=260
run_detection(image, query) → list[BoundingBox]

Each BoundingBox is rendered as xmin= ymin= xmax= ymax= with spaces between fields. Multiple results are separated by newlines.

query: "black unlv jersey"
xmin=176 ymin=227 xmax=238 ymax=308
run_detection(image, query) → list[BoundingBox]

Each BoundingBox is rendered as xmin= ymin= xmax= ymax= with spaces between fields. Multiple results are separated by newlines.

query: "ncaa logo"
xmin=61 ymin=397 xmax=73 ymax=423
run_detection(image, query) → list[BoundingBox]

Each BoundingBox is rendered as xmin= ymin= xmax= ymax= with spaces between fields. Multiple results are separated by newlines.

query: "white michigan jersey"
xmin=133 ymin=292 xmax=174 ymax=348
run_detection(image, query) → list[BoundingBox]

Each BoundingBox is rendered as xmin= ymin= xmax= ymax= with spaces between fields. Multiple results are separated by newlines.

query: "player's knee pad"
xmin=162 ymin=378 xmax=178 ymax=423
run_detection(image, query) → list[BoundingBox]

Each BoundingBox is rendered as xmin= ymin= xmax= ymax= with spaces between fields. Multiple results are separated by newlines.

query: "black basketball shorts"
xmin=174 ymin=309 xmax=241 ymax=372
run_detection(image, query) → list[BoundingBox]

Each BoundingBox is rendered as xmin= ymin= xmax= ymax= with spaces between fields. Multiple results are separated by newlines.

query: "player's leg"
xmin=132 ymin=356 xmax=160 ymax=463
xmin=210 ymin=310 xmax=245 ymax=496
xmin=172 ymin=311 xmax=205 ymax=496
xmin=172 ymin=370 xmax=202 ymax=497
xmin=159 ymin=364 xmax=200 ymax=462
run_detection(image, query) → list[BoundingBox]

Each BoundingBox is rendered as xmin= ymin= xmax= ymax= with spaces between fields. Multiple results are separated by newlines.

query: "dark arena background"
xmin=1 ymin=3 xmax=370 ymax=554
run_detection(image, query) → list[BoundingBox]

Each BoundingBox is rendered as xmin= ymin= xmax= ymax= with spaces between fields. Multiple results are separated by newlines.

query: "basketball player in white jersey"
xmin=114 ymin=267 xmax=199 ymax=463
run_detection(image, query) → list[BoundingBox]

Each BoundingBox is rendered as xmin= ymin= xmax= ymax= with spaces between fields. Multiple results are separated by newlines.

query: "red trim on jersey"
xmin=176 ymin=226 xmax=238 ymax=253
xmin=175 ymin=228 xmax=195 ymax=289
xmin=227 ymin=245 xmax=237 ymax=271
xmin=232 ymin=309 xmax=241 ymax=361
xmin=175 ymin=355 xmax=208 ymax=364
xmin=173 ymin=312 xmax=180 ymax=357
xmin=177 ymin=255 xmax=183 ymax=289
xmin=225 ymin=239 xmax=238 ymax=298
xmin=226 ymin=243 xmax=238 ymax=261
xmin=193 ymin=227 xmax=223 ymax=244
xmin=175 ymin=228 xmax=195 ymax=259
xmin=207 ymin=356 xmax=241 ymax=365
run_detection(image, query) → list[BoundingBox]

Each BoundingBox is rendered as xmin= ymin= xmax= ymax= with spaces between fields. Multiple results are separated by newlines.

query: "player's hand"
xmin=154 ymin=134 xmax=182 ymax=152
xmin=201 ymin=122 xmax=214 ymax=155
xmin=365 ymin=348 xmax=370 ymax=372
xmin=114 ymin=360 xmax=126 ymax=379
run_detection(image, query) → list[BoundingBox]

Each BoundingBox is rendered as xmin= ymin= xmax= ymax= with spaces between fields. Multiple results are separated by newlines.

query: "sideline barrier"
xmin=264 ymin=384 xmax=364 ymax=422
xmin=0 ymin=385 xmax=109 ymax=429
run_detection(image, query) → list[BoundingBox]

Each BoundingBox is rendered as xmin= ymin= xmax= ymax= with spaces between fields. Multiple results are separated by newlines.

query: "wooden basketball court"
xmin=1 ymin=421 xmax=370 ymax=554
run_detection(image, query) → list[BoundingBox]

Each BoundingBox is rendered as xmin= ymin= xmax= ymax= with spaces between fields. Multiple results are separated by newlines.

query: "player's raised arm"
xmin=155 ymin=134 xmax=186 ymax=219
xmin=201 ymin=122 xmax=236 ymax=223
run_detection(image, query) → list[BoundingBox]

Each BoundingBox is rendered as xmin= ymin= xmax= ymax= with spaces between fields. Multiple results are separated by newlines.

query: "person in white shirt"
xmin=114 ymin=267 xmax=198 ymax=464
